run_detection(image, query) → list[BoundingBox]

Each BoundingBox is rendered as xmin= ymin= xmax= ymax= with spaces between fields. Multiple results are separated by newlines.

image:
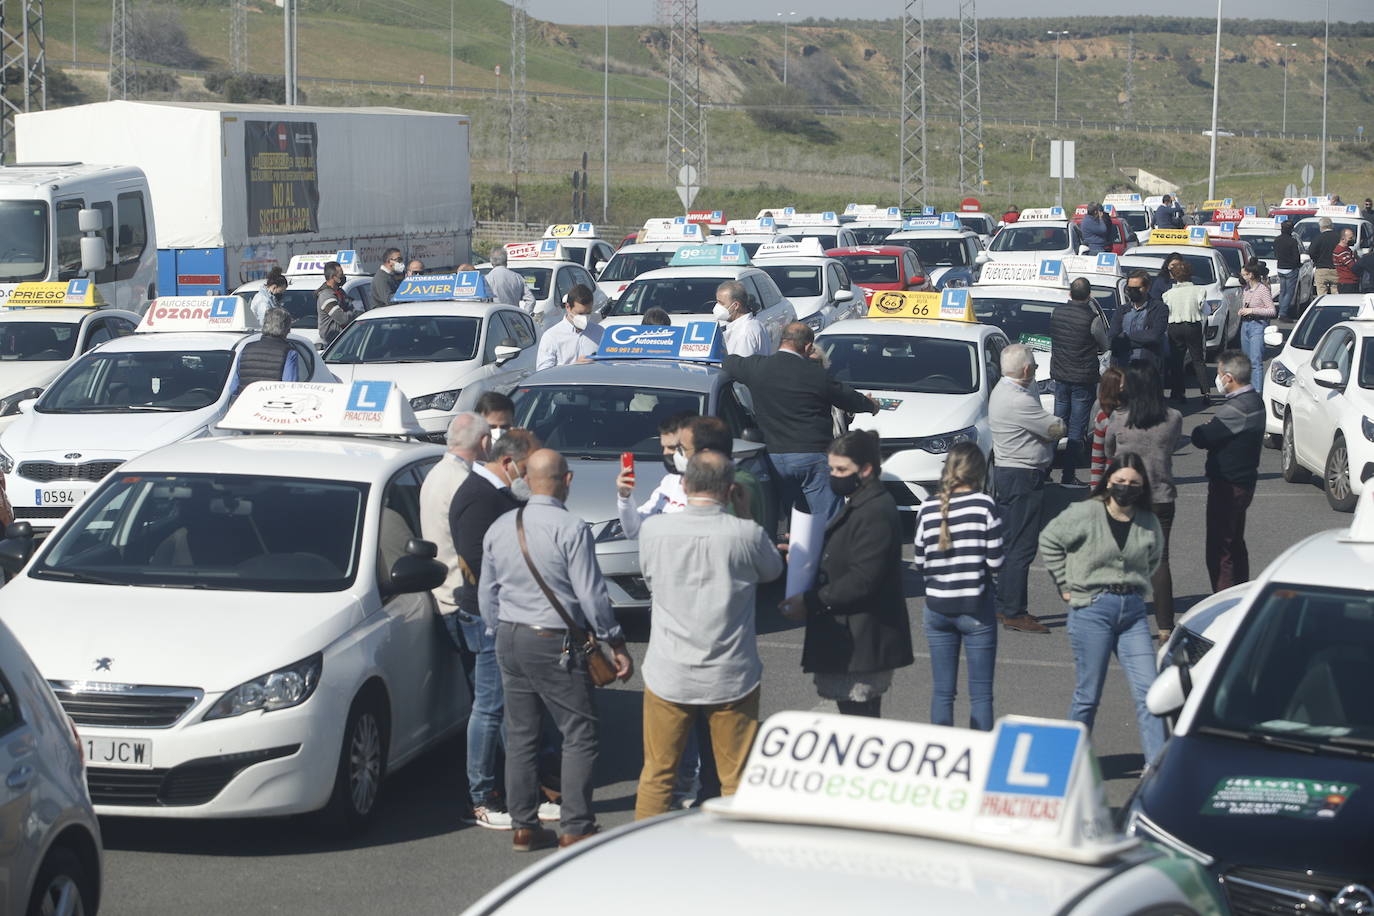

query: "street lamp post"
xmin=1321 ymin=0 xmax=1329 ymax=195
xmin=603 ymin=0 xmax=609 ymax=224
xmin=777 ymin=11 xmax=796 ymax=86
xmin=1047 ymin=30 xmax=1069 ymax=122
xmin=1207 ymin=0 xmax=1222 ymax=200
xmin=1277 ymin=41 xmax=1297 ymax=134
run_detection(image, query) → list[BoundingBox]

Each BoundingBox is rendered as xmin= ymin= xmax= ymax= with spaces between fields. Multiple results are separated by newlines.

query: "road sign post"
xmin=1050 ymin=140 xmax=1076 ymax=208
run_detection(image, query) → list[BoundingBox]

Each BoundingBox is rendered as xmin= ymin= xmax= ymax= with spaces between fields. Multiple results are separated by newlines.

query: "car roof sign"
xmin=286 ymin=250 xmax=364 ymax=276
xmin=1239 ymin=216 xmax=1280 ymax=231
xmin=1315 ymin=204 xmax=1361 ymax=218
xmin=506 ymin=239 xmax=569 ymax=261
xmin=1061 ymin=253 xmax=1121 ymax=279
xmin=136 ymin=295 xmax=254 ymax=333
xmin=704 ymin=712 xmax=1134 ymax=865
xmin=978 ymin=261 xmax=1069 ymax=287
xmin=595 ymin=320 xmax=724 ymax=362
xmin=754 ymin=238 xmax=826 ymax=259
xmin=220 ymin=380 xmax=425 ymax=437
xmin=1103 ymin=193 xmax=1143 ymax=205
xmin=544 ymin=222 xmax=597 ymax=239
xmin=392 ymin=271 xmax=492 ymax=303
xmin=783 ymin=211 xmax=841 ymax=227
xmin=642 ymin=219 xmax=705 ymax=242
xmin=5 ymin=279 xmax=105 ymax=309
xmin=1017 ymin=207 xmax=1066 ymax=221
xmin=868 ymin=288 xmax=977 ymax=322
xmin=1146 ymin=227 xmax=1211 ymax=247
xmin=669 ymin=243 xmax=751 ymax=267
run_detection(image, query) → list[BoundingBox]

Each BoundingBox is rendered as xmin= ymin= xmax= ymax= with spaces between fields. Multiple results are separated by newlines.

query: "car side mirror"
xmin=834 ymin=288 xmax=853 ymax=302
xmin=974 ymin=251 xmax=990 ymax=265
xmin=80 ymin=236 xmax=108 ymax=274
xmin=908 ymin=275 xmax=925 ymax=287
xmin=0 ymin=521 xmax=35 ymax=573
xmin=494 ymin=344 xmax=522 ymax=366
xmin=1146 ymin=661 xmax=1190 ymax=717
xmin=1314 ymin=367 xmax=1344 ymax=390
xmin=382 ymin=538 xmax=446 ymax=598
xmin=17 ymin=398 xmax=37 ymax=414
xmin=1224 ymin=276 xmax=1242 ymax=289
xmin=1078 ymin=245 xmax=1090 ymax=255
xmin=741 ymin=426 xmax=765 ymax=444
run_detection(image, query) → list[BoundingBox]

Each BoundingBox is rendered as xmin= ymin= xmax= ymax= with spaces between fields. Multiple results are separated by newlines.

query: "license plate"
xmin=34 ymin=487 xmax=87 ymax=506
xmin=83 ymin=736 xmax=153 ymax=769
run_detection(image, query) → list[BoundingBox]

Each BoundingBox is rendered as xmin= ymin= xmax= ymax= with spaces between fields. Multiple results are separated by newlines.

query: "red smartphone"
xmin=620 ymin=452 xmax=635 ymax=482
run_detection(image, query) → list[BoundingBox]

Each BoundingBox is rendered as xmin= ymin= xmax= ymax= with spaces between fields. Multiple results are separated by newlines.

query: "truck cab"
xmin=0 ymin=163 xmax=157 ymax=315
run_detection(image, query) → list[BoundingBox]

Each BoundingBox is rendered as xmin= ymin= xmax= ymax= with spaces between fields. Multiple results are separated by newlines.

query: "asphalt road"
xmin=97 ymin=393 xmax=1341 ymax=915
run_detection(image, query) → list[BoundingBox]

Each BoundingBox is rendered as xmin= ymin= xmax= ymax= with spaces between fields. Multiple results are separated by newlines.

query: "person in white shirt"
xmin=486 ymin=246 xmax=537 ymax=313
xmin=615 ymin=411 xmax=696 ymax=539
xmin=536 ymin=284 xmax=603 ymax=370
xmin=714 ymin=280 xmax=767 ymax=357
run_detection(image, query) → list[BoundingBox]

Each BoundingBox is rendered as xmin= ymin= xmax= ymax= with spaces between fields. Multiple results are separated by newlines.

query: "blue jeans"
xmin=1066 ymin=593 xmax=1166 ymax=764
xmin=923 ymin=606 xmax=997 ymax=731
xmin=1052 ymin=381 xmax=1093 ymax=482
xmin=450 ymin=613 xmax=505 ymax=806
xmin=993 ymin=466 xmax=1046 ymax=618
xmin=771 ymin=451 xmax=841 ymax=521
xmin=1277 ymin=269 xmax=1298 ymax=321
xmin=1241 ymin=320 xmax=1267 ymax=394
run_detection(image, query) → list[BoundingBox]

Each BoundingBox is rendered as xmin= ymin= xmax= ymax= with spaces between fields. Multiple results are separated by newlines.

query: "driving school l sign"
xmin=596 ymin=321 xmax=723 ymax=362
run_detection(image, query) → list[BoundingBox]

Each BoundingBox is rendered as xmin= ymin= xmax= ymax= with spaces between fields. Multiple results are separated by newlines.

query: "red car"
xmin=1207 ymin=236 xmax=1258 ymax=279
xmin=825 ymin=245 xmax=931 ymax=305
xmin=1071 ymin=207 xmax=1132 ymax=255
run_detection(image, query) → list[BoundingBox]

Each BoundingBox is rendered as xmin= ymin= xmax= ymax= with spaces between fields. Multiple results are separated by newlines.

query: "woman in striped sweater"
xmin=1089 ymin=367 xmax=1125 ymax=489
xmin=913 ymin=443 xmax=1002 ymax=731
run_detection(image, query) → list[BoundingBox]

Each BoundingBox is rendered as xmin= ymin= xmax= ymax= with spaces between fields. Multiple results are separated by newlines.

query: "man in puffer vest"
xmin=1049 ymin=277 xmax=1108 ymax=488
xmin=234 ymin=307 xmax=300 ymax=396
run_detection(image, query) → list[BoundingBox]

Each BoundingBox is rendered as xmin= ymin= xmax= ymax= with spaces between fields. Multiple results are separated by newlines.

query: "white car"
xmin=0 ymin=381 xmax=468 ymax=827
xmin=538 ymin=223 xmax=617 ymax=276
xmin=1294 ymin=206 xmax=1374 ymax=256
xmin=602 ymin=246 xmax=796 ymax=353
xmin=1062 ymin=253 xmax=1128 ymax=325
xmin=715 ymin=218 xmax=783 ymax=258
xmin=885 ymin=220 xmax=985 ymax=289
xmin=0 ymin=282 xmax=140 ymax=431
xmin=0 ymin=295 xmax=335 ymax=531
xmin=986 ymin=208 xmax=1085 ymax=264
xmin=1235 ymin=217 xmax=1315 ymax=308
xmin=490 ymin=244 xmax=605 ymax=333
xmin=233 ymin=248 xmax=373 ymax=347
xmin=0 ymin=615 xmax=103 ymax=916
xmin=465 ymin=711 xmax=1227 ymax=915
xmin=751 ymin=239 xmax=865 ymax=331
xmin=818 ymin=292 xmax=1009 ymax=513
xmin=1262 ymin=294 xmax=1366 ymax=443
xmin=323 ymin=274 xmax=538 ymax=442
xmin=1280 ymin=302 xmax=1374 ymax=511
xmin=595 ymin=220 xmax=708 ymax=305
xmin=772 ymin=224 xmax=859 ymax=252
xmin=1103 ymin=193 xmax=1152 ymax=245
xmin=1121 ymin=230 xmax=1242 ymax=354
xmin=954 ymin=210 xmax=997 ymax=245
xmin=840 ymin=203 xmax=904 ymax=246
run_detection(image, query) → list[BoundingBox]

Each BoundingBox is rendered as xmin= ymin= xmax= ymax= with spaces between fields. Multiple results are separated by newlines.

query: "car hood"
xmin=0 ymin=578 xmax=361 ymax=692
xmin=561 ymin=457 xmax=633 ymax=527
xmin=0 ymin=362 xmax=64 ymax=400
xmin=1138 ymin=732 xmax=1374 ymax=878
xmin=851 ymin=391 xmax=981 ymax=438
xmin=327 ymin=360 xmax=483 ymax=399
xmin=2 ymin=404 xmax=222 ymax=459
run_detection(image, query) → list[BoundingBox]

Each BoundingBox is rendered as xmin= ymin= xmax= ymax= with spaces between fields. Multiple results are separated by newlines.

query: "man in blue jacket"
xmin=1153 ymin=195 xmax=1185 ymax=230
xmin=1080 ymin=204 xmax=1111 ymax=254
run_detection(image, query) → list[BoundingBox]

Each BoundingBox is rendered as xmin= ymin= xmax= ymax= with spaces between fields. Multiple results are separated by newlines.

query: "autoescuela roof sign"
xmin=136 ymin=295 xmax=253 ymax=333
xmin=220 ymin=380 xmax=425 ymax=437
xmin=595 ymin=321 xmax=723 ymax=362
xmin=5 ymin=279 xmax=105 ymax=309
xmin=392 ymin=271 xmax=492 ymax=303
xmin=669 ymin=243 xmax=750 ymax=267
xmin=286 ymin=250 xmax=361 ymax=276
xmin=704 ymin=712 xmax=1129 ymax=865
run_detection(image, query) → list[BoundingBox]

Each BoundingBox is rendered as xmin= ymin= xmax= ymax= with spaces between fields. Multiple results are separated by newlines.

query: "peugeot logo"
xmin=93 ymin=657 xmax=112 ymax=672
xmin=1334 ymin=885 xmax=1374 ymax=916
xmin=64 ymin=453 xmax=82 ymax=460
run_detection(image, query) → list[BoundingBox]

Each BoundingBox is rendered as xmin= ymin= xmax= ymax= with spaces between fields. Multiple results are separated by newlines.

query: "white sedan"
xmin=1262 ymin=294 xmax=1366 ymax=444
xmin=752 ymin=240 xmax=865 ymax=331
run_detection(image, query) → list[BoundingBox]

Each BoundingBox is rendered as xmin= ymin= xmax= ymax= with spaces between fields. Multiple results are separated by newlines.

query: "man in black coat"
xmin=1049 ymin=278 xmax=1108 ymax=488
xmin=369 ymin=247 xmax=404 ymax=310
xmin=1309 ymin=218 xmax=1341 ymax=296
xmin=723 ymin=322 xmax=876 ymax=520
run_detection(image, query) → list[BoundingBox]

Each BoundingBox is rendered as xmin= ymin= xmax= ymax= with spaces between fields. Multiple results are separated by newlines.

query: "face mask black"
xmin=1127 ymin=286 xmax=1148 ymax=303
xmin=1108 ymin=482 xmax=1144 ymax=507
xmin=829 ymin=473 xmax=862 ymax=498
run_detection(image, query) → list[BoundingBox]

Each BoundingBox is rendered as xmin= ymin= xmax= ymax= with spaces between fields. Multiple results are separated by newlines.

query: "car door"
xmin=0 ymin=664 xmax=38 ymax=900
xmin=1293 ymin=328 xmax=1354 ymax=468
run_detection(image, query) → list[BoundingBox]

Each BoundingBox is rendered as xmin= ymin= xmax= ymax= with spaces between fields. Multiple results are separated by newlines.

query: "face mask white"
xmin=712 ymin=303 xmax=731 ymax=322
xmin=570 ymin=312 xmax=589 ymax=331
xmin=673 ymin=450 xmax=689 ymax=474
xmin=391 ymin=261 xmax=405 ymax=274
xmin=1214 ymin=373 xmax=1227 ymax=394
xmin=511 ymin=477 xmax=532 ymax=500
xmin=489 ymin=427 xmax=505 ymax=443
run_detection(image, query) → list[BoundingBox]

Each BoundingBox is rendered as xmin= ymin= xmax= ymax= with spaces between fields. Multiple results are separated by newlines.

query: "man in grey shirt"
xmin=634 ymin=451 xmax=782 ymax=820
xmin=485 ymin=245 xmax=537 ymax=312
xmin=479 ymin=448 xmax=632 ymax=852
xmin=990 ymin=343 xmax=1066 ymax=635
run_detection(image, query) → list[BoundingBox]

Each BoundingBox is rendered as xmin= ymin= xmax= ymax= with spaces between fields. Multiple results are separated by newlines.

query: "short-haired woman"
xmin=1238 ymin=260 xmax=1276 ymax=394
xmin=1162 ymin=258 xmax=1212 ymax=404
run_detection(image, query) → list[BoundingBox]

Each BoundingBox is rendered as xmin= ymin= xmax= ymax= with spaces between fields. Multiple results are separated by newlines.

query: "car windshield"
xmin=971 ymin=296 xmax=1059 ymax=349
xmin=513 ymin=385 xmax=706 ymax=458
xmin=758 ymin=265 xmax=821 ymax=298
xmin=897 ymin=238 xmax=969 ymax=267
xmin=1238 ymin=234 xmax=1278 ymax=259
xmin=32 ymin=473 xmax=367 ymax=592
xmin=1120 ymin=211 xmax=1149 ymax=233
xmin=958 ymin=216 xmax=992 ymax=235
xmin=1291 ymin=304 xmax=1360 ymax=350
xmin=0 ymin=200 xmax=49 ymax=282
xmin=612 ymin=277 xmax=728 ymax=316
xmin=990 ymin=225 xmax=1068 ymax=252
xmin=599 ymin=251 xmax=676 ymax=282
xmin=849 ymin=227 xmax=896 ymax=246
xmin=325 ymin=315 xmax=480 ymax=363
xmin=1294 ymin=221 xmax=1328 ymax=247
xmin=820 ymin=334 xmax=979 ymax=394
xmin=0 ymin=321 xmax=79 ymax=361
xmin=1195 ymin=584 xmax=1374 ymax=750
xmin=1361 ymin=340 xmax=1374 ymax=390
xmin=37 ymin=350 xmax=234 ymax=413
xmin=1216 ymin=246 xmax=1246 ymax=275
xmin=511 ymin=267 xmax=551 ymax=300
xmin=786 ymin=232 xmax=838 ymax=250
xmin=234 ymin=289 xmax=321 ymax=330
xmin=1125 ymin=253 xmax=1218 ymax=286
xmin=833 ymin=254 xmax=900 ymax=284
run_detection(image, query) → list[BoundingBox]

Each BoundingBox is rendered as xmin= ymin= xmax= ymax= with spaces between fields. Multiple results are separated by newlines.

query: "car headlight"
xmin=203 ymin=653 xmax=322 ymax=721
xmin=1364 ymin=416 xmax=1374 ymax=443
xmin=1269 ymin=360 xmax=1294 ymax=387
xmin=595 ymin=519 xmax=627 ymax=543
xmin=803 ymin=313 xmax=825 ymax=331
xmin=915 ymin=426 xmax=977 ymax=454
xmin=0 ymin=387 xmax=43 ymax=418
xmin=409 ymin=389 xmax=462 ymax=412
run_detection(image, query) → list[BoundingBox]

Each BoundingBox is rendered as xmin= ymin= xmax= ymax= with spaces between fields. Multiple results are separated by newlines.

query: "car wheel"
xmin=325 ymin=691 xmax=389 ymax=833
xmin=1324 ymin=435 xmax=1358 ymax=512
xmin=1281 ymin=414 xmax=1310 ymax=484
xmin=26 ymin=848 xmax=93 ymax=916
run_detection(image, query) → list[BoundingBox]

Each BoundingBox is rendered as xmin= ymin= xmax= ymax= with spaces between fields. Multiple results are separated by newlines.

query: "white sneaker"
xmin=537 ymin=801 xmax=561 ymax=823
xmin=473 ymin=805 xmax=513 ymax=831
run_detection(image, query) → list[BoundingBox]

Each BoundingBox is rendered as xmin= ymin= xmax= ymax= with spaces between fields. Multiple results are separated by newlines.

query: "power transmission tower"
xmin=898 ymin=0 xmax=926 ymax=209
xmin=654 ymin=0 xmax=673 ymax=26
xmin=508 ymin=0 xmax=528 ymax=176
xmin=956 ymin=0 xmax=984 ymax=193
xmin=1122 ymin=31 xmax=1135 ymax=125
xmin=664 ymin=0 xmax=704 ymax=199
xmin=107 ymin=0 xmax=129 ymax=99
xmin=230 ymin=0 xmax=247 ymax=74
xmin=1 ymin=0 xmax=48 ymax=160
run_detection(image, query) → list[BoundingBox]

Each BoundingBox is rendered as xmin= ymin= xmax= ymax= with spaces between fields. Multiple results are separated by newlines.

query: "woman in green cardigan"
xmin=1040 ymin=452 xmax=1166 ymax=765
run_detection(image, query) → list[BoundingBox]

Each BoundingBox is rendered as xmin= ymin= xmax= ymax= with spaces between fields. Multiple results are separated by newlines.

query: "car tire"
xmin=26 ymin=847 xmax=94 ymax=916
xmin=1324 ymin=435 xmax=1358 ymax=513
xmin=1281 ymin=414 xmax=1310 ymax=484
xmin=324 ymin=690 xmax=389 ymax=833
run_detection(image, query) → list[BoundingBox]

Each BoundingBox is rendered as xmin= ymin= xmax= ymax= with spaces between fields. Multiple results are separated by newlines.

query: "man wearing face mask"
xmin=476 ymin=391 xmax=516 ymax=444
xmin=369 ymin=248 xmax=405 ymax=309
xmin=616 ymin=411 xmax=696 ymax=540
xmin=1108 ymin=270 xmax=1167 ymax=367
xmin=450 ymin=428 xmax=541 ymax=829
xmin=536 ymin=284 xmax=602 ymax=371
xmin=714 ymin=280 xmax=767 ymax=357
xmin=316 ymin=260 xmax=356 ymax=345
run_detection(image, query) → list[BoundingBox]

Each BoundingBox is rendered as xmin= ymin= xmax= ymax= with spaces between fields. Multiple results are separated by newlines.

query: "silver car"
xmin=0 ymin=614 xmax=102 ymax=916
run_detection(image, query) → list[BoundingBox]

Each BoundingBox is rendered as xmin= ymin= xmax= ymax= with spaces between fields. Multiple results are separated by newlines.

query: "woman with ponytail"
xmin=912 ymin=442 xmax=1002 ymax=731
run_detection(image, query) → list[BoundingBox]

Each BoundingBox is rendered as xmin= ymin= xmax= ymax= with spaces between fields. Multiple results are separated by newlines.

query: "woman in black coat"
xmin=780 ymin=430 xmax=914 ymax=717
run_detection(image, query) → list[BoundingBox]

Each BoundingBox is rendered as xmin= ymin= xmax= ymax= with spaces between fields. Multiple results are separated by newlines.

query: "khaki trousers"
xmin=635 ymin=685 xmax=760 ymax=819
